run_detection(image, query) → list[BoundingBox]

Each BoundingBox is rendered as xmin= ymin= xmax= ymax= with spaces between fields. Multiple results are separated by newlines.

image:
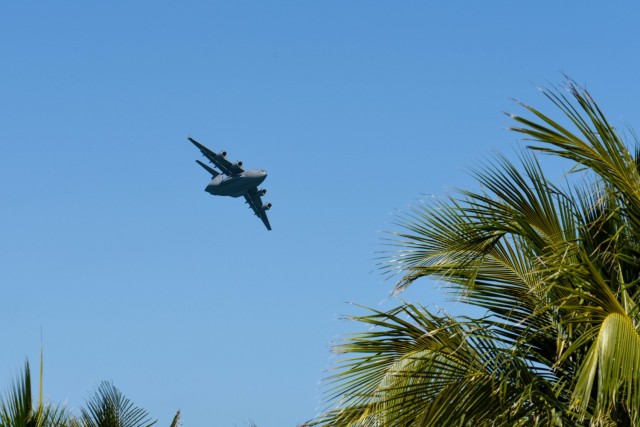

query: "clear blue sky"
xmin=2 ymin=2 xmax=640 ymax=426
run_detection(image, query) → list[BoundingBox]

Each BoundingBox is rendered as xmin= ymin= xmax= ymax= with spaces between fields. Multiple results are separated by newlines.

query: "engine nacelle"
xmin=219 ymin=151 xmax=227 ymax=158
xmin=262 ymin=202 xmax=272 ymax=211
xmin=258 ymin=188 xmax=267 ymax=196
xmin=236 ymin=161 xmax=243 ymax=168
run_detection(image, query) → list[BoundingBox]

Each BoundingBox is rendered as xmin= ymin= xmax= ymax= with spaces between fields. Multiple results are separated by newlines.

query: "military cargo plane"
xmin=188 ymin=137 xmax=272 ymax=230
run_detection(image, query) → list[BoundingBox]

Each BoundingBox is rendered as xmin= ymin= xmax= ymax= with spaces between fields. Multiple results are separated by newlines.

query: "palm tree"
xmin=0 ymin=359 xmax=179 ymax=427
xmin=75 ymin=382 xmax=158 ymax=427
xmin=306 ymin=81 xmax=640 ymax=426
xmin=0 ymin=359 xmax=70 ymax=427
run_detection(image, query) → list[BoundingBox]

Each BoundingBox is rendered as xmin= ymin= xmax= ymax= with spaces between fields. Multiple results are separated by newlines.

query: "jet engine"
xmin=262 ymin=202 xmax=272 ymax=211
xmin=220 ymin=151 xmax=227 ymax=158
xmin=258 ymin=188 xmax=267 ymax=196
xmin=228 ymin=161 xmax=244 ymax=175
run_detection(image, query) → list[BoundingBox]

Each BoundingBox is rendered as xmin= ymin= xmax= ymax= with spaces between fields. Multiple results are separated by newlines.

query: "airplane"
xmin=188 ymin=137 xmax=272 ymax=230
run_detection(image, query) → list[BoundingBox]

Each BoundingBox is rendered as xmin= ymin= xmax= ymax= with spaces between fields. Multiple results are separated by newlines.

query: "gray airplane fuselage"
xmin=206 ymin=169 xmax=267 ymax=198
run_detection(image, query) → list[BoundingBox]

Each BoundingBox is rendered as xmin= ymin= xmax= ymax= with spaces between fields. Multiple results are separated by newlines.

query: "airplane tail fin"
xmin=196 ymin=160 xmax=220 ymax=177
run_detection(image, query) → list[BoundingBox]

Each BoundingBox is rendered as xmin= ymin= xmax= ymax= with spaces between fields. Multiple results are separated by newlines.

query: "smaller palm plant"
xmin=0 ymin=358 xmax=179 ymax=427
xmin=0 ymin=358 xmax=69 ymax=427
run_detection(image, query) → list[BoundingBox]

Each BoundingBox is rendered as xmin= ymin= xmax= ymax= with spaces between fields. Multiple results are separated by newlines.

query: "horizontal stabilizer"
xmin=196 ymin=160 xmax=220 ymax=177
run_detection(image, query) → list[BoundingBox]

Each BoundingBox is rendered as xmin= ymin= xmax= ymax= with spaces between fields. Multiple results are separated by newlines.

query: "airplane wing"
xmin=195 ymin=159 xmax=221 ymax=177
xmin=188 ymin=137 xmax=243 ymax=176
xmin=244 ymin=187 xmax=272 ymax=230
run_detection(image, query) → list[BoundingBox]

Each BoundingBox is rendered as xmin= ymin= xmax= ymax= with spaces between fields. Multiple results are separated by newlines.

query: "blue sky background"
xmin=2 ymin=2 xmax=640 ymax=426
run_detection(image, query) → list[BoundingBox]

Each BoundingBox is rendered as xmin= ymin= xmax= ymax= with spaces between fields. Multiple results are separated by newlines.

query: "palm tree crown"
xmin=307 ymin=81 xmax=640 ymax=426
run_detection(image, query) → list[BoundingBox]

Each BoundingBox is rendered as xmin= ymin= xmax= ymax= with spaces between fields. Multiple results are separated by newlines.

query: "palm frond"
xmin=307 ymin=304 xmax=571 ymax=426
xmin=571 ymin=313 xmax=640 ymax=425
xmin=511 ymin=80 xmax=640 ymax=235
xmin=168 ymin=411 xmax=180 ymax=427
xmin=79 ymin=382 xmax=156 ymax=427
